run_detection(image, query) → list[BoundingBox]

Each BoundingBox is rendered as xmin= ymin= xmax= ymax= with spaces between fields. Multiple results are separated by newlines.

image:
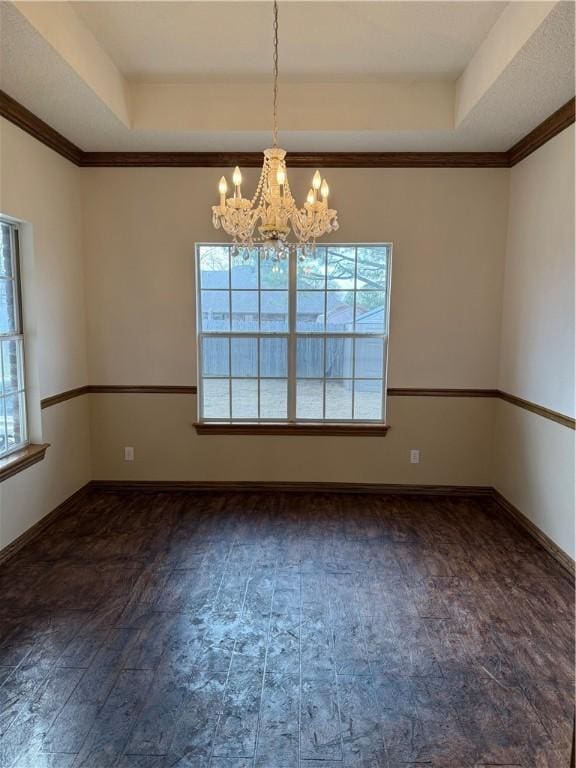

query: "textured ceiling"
xmin=0 ymin=1 xmax=574 ymax=152
xmin=457 ymin=1 xmax=576 ymax=149
xmin=71 ymin=1 xmax=506 ymax=82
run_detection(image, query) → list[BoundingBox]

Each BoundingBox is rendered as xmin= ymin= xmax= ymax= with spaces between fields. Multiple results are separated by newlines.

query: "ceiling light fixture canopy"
xmin=212 ymin=1 xmax=339 ymax=258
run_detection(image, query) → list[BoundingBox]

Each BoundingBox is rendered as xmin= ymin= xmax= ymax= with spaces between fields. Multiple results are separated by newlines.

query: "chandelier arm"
xmin=290 ymin=209 xmax=313 ymax=243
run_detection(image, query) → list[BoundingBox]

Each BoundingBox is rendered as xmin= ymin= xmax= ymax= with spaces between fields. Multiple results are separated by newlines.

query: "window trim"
xmin=0 ymin=442 xmax=49 ymax=483
xmin=195 ymin=242 xmax=392 ymax=431
xmin=193 ymin=421 xmax=389 ymax=436
xmin=0 ymin=219 xmax=29 ymax=459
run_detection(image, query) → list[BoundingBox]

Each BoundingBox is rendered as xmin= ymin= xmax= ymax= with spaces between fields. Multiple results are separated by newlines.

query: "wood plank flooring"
xmin=0 ymin=490 xmax=573 ymax=767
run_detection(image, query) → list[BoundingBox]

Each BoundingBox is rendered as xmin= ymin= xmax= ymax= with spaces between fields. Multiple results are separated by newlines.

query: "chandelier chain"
xmin=272 ymin=0 xmax=279 ymax=147
xmin=211 ymin=0 xmax=339 ymax=249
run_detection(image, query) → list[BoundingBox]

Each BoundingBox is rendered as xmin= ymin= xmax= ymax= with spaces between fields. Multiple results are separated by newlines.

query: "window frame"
xmin=0 ymin=219 xmax=29 ymax=458
xmin=195 ymin=242 xmax=392 ymax=427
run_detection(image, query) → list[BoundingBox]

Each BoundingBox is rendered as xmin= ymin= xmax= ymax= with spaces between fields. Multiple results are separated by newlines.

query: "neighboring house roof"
xmin=201 ymin=267 xmax=355 ymax=317
xmin=323 ymin=304 xmax=355 ymax=326
xmin=201 ymin=267 xmax=386 ymax=324
xmin=355 ymin=306 xmax=386 ymax=325
xmin=201 ymin=266 xmax=258 ymax=290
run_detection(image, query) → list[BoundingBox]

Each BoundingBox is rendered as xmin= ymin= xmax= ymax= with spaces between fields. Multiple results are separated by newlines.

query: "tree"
xmin=298 ymin=246 xmax=387 ymax=309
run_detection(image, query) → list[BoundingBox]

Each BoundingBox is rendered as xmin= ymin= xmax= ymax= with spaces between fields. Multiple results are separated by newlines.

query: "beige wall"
xmin=1 ymin=116 xmax=573 ymax=564
xmin=0 ymin=397 xmax=91 ymax=548
xmin=493 ymin=400 xmax=575 ymax=559
xmin=494 ymin=125 xmax=575 ymax=559
xmin=82 ymin=166 xmax=509 ymax=390
xmin=2 ymin=123 xmax=89 ymax=398
xmin=90 ymin=393 xmax=495 ymax=486
xmin=499 ymin=127 xmax=575 ymax=416
xmin=81 ymin=165 xmax=509 ymax=486
xmin=0 ymin=119 xmax=91 ymax=550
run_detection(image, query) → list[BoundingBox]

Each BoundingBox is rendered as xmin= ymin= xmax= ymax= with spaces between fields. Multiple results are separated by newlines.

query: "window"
xmin=0 ymin=221 xmax=27 ymax=457
xmin=196 ymin=243 xmax=391 ymax=426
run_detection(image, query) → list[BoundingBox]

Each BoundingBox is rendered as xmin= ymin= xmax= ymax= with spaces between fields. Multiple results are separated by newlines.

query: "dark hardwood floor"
xmin=0 ymin=490 xmax=573 ymax=767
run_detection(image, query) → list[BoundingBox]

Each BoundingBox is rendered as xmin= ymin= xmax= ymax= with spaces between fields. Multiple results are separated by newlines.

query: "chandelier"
xmin=211 ymin=1 xmax=339 ymax=258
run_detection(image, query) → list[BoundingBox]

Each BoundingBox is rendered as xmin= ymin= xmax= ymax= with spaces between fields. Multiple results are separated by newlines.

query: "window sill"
xmin=193 ymin=422 xmax=389 ymax=436
xmin=0 ymin=443 xmax=50 ymax=483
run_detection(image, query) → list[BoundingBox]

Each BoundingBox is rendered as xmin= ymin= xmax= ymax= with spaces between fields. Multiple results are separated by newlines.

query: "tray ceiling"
xmin=1 ymin=1 xmax=574 ymax=152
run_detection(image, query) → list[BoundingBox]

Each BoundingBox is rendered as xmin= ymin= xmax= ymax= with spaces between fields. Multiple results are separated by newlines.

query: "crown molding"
xmin=508 ymin=97 xmax=575 ymax=166
xmin=1 ymin=89 xmax=573 ymax=168
xmin=80 ymin=151 xmax=509 ymax=168
xmin=0 ymin=90 xmax=83 ymax=165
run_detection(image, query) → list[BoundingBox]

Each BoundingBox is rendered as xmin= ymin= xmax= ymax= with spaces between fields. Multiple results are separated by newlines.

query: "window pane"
xmin=2 ymin=339 xmax=22 ymax=393
xmin=200 ymin=246 xmax=229 ymax=289
xmin=325 ymin=380 xmax=352 ymax=420
xmin=297 ymin=291 xmax=324 ymax=331
xmin=296 ymin=379 xmax=323 ymax=419
xmin=326 ymin=246 xmax=356 ymax=289
xmin=201 ymin=290 xmax=230 ymax=331
xmin=231 ymin=337 xmax=257 ymax=377
xmin=197 ymin=243 xmax=390 ymax=426
xmin=0 ymin=279 xmax=16 ymax=334
xmin=354 ymin=379 xmax=383 ymax=420
xmin=355 ymin=292 xmax=386 ymax=332
xmin=202 ymin=378 xmax=229 ymax=419
xmin=232 ymin=379 xmax=258 ymax=418
xmin=356 ymin=246 xmax=387 ymax=291
xmin=326 ymin=337 xmax=353 ymax=378
xmin=260 ymin=337 xmax=287 ymax=377
xmin=297 ymin=337 xmax=323 ymax=378
xmin=297 ymin=248 xmax=326 ymax=289
xmin=231 ymin=290 xmax=258 ymax=331
xmin=261 ymin=257 xmax=288 ymax=289
xmin=201 ymin=337 xmax=229 ymax=377
xmin=231 ymin=252 xmax=258 ymax=289
xmin=5 ymin=392 xmax=25 ymax=450
xmin=355 ymin=338 xmax=384 ymax=379
xmin=261 ymin=291 xmax=288 ymax=331
xmin=0 ymin=224 xmax=12 ymax=278
xmin=260 ymin=379 xmax=287 ymax=419
xmin=326 ymin=292 xmax=354 ymax=332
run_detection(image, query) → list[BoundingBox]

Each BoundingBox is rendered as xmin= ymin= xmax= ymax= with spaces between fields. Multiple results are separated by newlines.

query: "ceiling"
xmin=0 ymin=1 xmax=574 ymax=153
xmin=70 ymin=1 xmax=506 ymax=82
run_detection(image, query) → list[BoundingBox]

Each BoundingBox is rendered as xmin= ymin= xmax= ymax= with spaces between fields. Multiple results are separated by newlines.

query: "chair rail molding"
xmin=40 ymin=384 xmax=575 ymax=430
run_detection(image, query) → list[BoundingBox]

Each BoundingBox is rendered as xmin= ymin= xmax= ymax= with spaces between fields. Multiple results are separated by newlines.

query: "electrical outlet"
xmin=123 ymin=446 xmax=134 ymax=462
xmin=409 ymin=449 xmax=420 ymax=464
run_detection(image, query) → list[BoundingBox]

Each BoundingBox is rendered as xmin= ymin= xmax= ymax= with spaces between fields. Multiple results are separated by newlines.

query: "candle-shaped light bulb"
xmin=306 ymin=188 xmax=315 ymax=205
xmin=276 ymin=167 xmax=286 ymax=186
xmin=320 ymin=179 xmax=329 ymax=200
xmin=218 ymin=175 xmax=227 ymax=208
xmin=232 ymin=166 xmax=242 ymax=187
xmin=312 ymin=170 xmax=322 ymax=190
